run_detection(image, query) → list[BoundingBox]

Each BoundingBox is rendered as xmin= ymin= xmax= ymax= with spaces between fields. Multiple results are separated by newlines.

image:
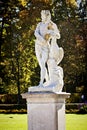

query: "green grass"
xmin=0 ymin=114 xmax=87 ymax=130
xmin=0 ymin=114 xmax=27 ymax=130
xmin=66 ymin=114 xmax=87 ymax=130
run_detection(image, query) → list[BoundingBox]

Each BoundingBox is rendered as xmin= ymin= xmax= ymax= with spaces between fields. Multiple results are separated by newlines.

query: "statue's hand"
xmin=44 ymin=34 xmax=51 ymax=41
xmin=51 ymin=33 xmax=60 ymax=39
xmin=56 ymin=34 xmax=61 ymax=39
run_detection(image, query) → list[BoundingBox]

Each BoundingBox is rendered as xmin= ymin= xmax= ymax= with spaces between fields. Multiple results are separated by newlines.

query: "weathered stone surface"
xmin=22 ymin=92 xmax=70 ymax=130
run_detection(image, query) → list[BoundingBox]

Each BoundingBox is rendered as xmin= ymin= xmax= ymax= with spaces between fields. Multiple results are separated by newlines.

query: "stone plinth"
xmin=22 ymin=92 xmax=70 ymax=130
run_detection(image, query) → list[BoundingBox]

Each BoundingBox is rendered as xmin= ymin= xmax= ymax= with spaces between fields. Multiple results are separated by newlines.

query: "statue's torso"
xmin=39 ymin=22 xmax=50 ymax=38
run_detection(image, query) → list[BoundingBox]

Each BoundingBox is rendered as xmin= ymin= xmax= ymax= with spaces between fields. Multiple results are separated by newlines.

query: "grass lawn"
xmin=0 ymin=114 xmax=27 ymax=130
xmin=66 ymin=114 xmax=87 ymax=130
xmin=0 ymin=114 xmax=87 ymax=130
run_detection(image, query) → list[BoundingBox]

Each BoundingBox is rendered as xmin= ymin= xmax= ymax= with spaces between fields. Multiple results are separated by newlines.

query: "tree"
xmin=51 ymin=0 xmax=87 ymax=94
xmin=0 ymin=0 xmax=51 ymax=96
xmin=0 ymin=0 xmax=87 ymax=102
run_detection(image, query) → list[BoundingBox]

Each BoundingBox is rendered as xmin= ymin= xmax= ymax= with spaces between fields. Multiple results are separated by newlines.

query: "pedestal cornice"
xmin=21 ymin=92 xmax=70 ymax=103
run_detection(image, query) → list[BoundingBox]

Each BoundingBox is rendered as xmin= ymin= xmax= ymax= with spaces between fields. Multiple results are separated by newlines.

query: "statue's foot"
xmin=38 ymin=83 xmax=44 ymax=88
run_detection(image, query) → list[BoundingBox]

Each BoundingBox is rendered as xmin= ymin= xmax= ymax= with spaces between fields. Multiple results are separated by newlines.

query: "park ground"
xmin=0 ymin=114 xmax=87 ymax=130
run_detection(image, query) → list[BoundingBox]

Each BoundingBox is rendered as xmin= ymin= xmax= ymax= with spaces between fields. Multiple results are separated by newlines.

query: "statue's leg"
xmin=45 ymin=65 xmax=49 ymax=82
xmin=47 ymin=59 xmax=54 ymax=82
xmin=35 ymin=44 xmax=49 ymax=86
xmin=39 ymin=49 xmax=49 ymax=86
xmin=39 ymin=61 xmax=46 ymax=86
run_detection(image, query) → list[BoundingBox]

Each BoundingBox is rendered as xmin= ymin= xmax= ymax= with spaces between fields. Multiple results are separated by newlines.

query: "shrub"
xmin=0 ymin=94 xmax=26 ymax=104
xmin=77 ymin=104 xmax=87 ymax=114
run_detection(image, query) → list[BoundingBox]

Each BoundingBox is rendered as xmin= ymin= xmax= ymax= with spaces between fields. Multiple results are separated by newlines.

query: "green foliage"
xmin=51 ymin=0 xmax=87 ymax=93
xmin=78 ymin=104 xmax=87 ymax=114
xmin=0 ymin=0 xmax=87 ymax=101
xmin=0 ymin=94 xmax=25 ymax=104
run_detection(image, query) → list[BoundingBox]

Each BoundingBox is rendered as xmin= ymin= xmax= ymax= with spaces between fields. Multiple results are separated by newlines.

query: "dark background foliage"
xmin=0 ymin=0 xmax=87 ymax=104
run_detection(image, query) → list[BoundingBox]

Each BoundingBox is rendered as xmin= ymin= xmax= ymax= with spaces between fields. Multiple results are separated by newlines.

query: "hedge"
xmin=0 ymin=94 xmax=26 ymax=104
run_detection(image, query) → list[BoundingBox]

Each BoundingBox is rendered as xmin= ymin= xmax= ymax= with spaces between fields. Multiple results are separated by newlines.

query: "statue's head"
xmin=41 ymin=10 xmax=51 ymax=22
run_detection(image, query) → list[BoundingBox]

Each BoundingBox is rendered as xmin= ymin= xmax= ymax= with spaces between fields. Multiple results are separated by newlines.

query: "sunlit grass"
xmin=0 ymin=114 xmax=87 ymax=130
xmin=0 ymin=114 xmax=27 ymax=130
xmin=66 ymin=114 xmax=87 ymax=130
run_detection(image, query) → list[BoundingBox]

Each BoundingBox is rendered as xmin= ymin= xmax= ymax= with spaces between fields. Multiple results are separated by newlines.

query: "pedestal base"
xmin=28 ymin=84 xmax=62 ymax=92
xmin=22 ymin=92 xmax=70 ymax=130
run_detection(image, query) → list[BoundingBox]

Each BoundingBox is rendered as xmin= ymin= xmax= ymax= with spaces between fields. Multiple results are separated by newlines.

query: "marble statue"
xmin=29 ymin=10 xmax=64 ymax=92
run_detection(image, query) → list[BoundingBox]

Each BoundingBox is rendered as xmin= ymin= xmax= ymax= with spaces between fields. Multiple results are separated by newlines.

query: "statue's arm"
xmin=34 ymin=23 xmax=45 ymax=42
xmin=50 ymin=22 xmax=61 ymax=39
xmin=54 ymin=24 xmax=61 ymax=39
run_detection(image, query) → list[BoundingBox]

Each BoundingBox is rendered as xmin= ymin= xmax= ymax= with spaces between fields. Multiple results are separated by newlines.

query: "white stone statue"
xmin=29 ymin=10 xmax=64 ymax=92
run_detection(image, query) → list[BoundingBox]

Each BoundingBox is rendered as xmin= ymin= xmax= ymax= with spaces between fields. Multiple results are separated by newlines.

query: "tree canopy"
xmin=0 ymin=0 xmax=87 ymax=102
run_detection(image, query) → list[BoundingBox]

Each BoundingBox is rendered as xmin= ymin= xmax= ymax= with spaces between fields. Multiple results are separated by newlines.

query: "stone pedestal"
xmin=22 ymin=92 xmax=70 ymax=130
